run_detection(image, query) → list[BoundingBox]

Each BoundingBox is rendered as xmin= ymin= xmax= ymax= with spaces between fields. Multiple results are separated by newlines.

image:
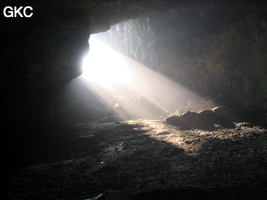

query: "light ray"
xmin=80 ymin=35 xmax=217 ymax=121
xmin=82 ymin=37 xmax=132 ymax=85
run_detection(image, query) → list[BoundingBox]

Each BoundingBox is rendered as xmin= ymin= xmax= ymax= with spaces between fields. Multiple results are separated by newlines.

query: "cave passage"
xmin=4 ymin=2 xmax=267 ymax=199
xmin=61 ymin=23 xmax=217 ymax=123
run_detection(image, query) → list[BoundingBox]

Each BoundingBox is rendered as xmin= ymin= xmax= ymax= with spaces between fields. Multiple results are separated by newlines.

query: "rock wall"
xmin=96 ymin=5 xmax=267 ymax=109
xmin=1 ymin=1 xmax=91 ymax=124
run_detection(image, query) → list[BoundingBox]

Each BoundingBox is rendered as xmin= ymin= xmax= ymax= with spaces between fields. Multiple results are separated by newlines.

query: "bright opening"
xmin=82 ymin=36 xmax=132 ymax=85
xmin=78 ymin=29 xmax=216 ymax=122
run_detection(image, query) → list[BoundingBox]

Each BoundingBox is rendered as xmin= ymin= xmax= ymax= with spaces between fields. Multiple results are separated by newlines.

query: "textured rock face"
xmin=96 ymin=3 xmax=267 ymax=110
xmin=1 ymin=0 xmax=267 ymax=124
xmin=151 ymin=13 xmax=267 ymax=108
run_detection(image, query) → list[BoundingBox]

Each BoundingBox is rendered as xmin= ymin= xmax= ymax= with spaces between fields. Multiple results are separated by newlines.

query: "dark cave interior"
xmin=1 ymin=0 xmax=267 ymax=199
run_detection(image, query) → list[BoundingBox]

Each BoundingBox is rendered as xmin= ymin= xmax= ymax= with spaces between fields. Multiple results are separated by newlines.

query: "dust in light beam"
xmin=80 ymin=35 xmax=214 ymax=120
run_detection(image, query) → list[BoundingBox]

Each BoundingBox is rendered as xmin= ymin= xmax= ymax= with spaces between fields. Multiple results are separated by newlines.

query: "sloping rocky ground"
xmin=3 ymin=114 xmax=267 ymax=200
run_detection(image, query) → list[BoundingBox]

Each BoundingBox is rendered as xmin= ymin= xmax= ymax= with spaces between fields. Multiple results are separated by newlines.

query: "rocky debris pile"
xmin=164 ymin=107 xmax=241 ymax=130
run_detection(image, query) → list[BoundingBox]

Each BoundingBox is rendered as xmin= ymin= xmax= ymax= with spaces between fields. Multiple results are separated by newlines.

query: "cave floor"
xmin=5 ymin=120 xmax=267 ymax=200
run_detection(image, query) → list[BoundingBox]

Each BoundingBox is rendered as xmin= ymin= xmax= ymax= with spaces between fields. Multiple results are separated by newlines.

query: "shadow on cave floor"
xmin=2 ymin=118 xmax=267 ymax=200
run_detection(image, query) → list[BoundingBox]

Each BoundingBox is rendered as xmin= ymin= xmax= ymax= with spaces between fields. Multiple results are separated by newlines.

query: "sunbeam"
xmin=80 ymin=35 xmax=216 ymax=121
xmin=82 ymin=37 xmax=132 ymax=85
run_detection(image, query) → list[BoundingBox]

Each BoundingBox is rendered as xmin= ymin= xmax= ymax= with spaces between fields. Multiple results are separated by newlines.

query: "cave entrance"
xmin=57 ymin=19 xmax=216 ymax=123
xmin=80 ymin=34 xmax=170 ymax=121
